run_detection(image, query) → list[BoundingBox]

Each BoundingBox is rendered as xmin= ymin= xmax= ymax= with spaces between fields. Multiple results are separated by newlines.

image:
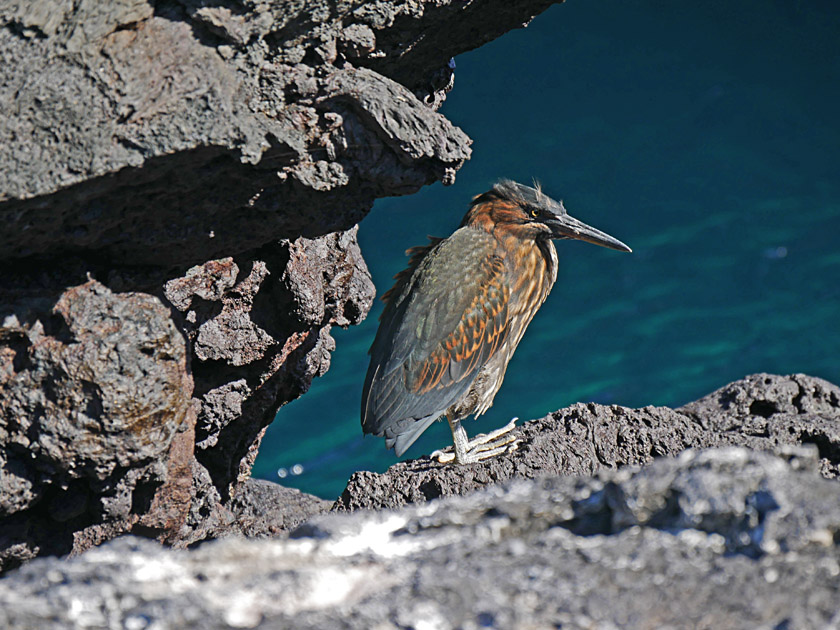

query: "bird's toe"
xmin=472 ymin=439 xmax=519 ymax=461
xmin=469 ymin=417 xmax=518 ymax=447
xmin=431 ymin=447 xmax=456 ymax=464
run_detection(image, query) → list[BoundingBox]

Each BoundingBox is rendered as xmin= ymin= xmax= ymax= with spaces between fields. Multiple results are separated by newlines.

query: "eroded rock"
xmin=161 ymin=228 xmax=373 ymax=544
xmin=227 ymin=478 xmax=332 ymax=537
xmin=0 ymin=1 xmax=484 ymax=266
xmin=0 ymin=280 xmax=194 ymax=571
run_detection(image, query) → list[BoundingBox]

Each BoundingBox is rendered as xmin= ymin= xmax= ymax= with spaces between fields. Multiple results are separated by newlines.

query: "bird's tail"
xmin=384 ymin=413 xmax=441 ymax=456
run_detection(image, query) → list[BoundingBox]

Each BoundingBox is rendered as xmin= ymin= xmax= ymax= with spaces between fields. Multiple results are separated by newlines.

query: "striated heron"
xmin=361 ymin=180 xmax=631 ymax=464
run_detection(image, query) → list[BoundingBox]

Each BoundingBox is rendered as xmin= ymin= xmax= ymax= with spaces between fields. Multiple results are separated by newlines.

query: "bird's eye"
xmin=530 ymin=208 xmax=539 ymax=218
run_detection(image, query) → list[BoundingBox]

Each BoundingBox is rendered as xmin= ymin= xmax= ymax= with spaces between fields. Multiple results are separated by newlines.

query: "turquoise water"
xmin=253 ymin=0 xmax=840 ymax=499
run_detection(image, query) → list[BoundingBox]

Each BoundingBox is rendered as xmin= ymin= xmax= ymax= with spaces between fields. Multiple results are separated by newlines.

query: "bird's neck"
xmin=463 ymin=200 xmax=541 ymax=243
xmin=536 ymin=237 xmax=559 ymax=287
xmin=464 ymin=201 xmax=557 ymax=282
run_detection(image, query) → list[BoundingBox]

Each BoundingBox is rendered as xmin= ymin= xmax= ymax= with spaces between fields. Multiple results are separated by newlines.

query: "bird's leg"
xmin=448 ymin=417 xmax=470 ymax=463
xmin=432 ymin=416 xmax=520 ymax=464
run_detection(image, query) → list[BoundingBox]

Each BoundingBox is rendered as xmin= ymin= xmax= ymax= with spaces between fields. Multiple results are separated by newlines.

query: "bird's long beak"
xmin=546 ymin=213 xmax=632 ymax=252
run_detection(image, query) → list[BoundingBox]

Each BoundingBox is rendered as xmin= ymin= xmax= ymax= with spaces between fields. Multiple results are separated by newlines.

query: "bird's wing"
xmin=362 ymin=227 xmax=511 ymax=443
xmin=403 ymin=251 xmax=509 ymax=394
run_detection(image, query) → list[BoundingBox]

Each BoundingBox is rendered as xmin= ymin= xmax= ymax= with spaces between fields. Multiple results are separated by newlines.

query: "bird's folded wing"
xmin=405 ymin=253 xmax=509 ymax=394
xmin=363 ymin=228 xmax=511 ymax=434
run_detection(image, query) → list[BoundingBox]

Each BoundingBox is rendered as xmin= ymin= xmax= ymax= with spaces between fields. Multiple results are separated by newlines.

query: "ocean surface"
xmin=252 ymin=0 xmax=840 ymax=499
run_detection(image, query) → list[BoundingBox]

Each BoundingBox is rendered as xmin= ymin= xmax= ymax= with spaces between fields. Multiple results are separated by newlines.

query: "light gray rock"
xmin=2 ymin=447 xmax=839 ymax=630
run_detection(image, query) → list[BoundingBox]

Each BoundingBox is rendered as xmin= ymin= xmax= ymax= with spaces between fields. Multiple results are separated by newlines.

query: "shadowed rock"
xmin=0 ymin=0 xmax=553 ymax=265
xmin=0 ymin=280 xmax=194 ymax=570
xmin=2 ymin=447 xmax=839 ymax=629
xmin=335 ymin=373 xmax=840 ymax=510
xmin=226 ymin=478 xmax=332 ymax=538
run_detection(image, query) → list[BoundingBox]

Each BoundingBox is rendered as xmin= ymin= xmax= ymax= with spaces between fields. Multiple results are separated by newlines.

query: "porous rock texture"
xmin=0 ymin=0 xmax=559 ymax=570
xmin=225 ymin=478 xmax=331 ymax=537
xmin=336 ymin=373 xmax=840 ymax=510
xmin=2 ymin=447 xmax=840 ymax=630
xmin=0 ymin=280 xmax=195 ymax=568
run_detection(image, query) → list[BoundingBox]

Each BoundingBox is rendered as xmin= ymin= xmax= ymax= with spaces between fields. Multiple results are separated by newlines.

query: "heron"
xmin=361 ymin=179 xmax=631 ymax=464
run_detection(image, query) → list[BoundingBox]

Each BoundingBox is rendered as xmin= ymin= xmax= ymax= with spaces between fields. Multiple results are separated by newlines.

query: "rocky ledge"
xmin=1 ymin=371 xmax=838 ymax=626
xmin=336 ymin=372 xmax=840 ymax=510
xmin=2 ymin=445 xmax=839 ymax=629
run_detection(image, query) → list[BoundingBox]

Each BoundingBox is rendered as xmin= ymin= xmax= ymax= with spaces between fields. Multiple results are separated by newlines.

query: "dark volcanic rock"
xmin=681 ymin=372 xmax=840 ymax=477
xmin=0 ymin=0 xmax=496 ymax=266
xmin=0 ymin=0 xmax=559 ymax=567
xmin=158 ymin=227 xmax=375 ymax=545
xmin=0 ymin=280 xmax=194 ymax=571
xmin=2 ymin=447 xmax=839 ymax=630
xmin=226 ymin=478 xmax=331 ymax=537
xmin=336 ymin=373 xmax=840 ymax=511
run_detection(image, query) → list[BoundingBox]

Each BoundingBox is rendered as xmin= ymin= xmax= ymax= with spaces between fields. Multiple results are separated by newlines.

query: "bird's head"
xmin=465 ymin=179 xmax=632 ymax=253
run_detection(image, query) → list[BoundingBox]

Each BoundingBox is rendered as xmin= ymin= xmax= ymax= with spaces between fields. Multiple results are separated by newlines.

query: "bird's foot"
xmin=432 ymin=418 xmax=519 ymax=464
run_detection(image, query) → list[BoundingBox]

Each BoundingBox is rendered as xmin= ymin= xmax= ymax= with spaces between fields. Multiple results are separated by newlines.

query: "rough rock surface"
xmin=0 ymin=0 xmax=558 ymax=569
xmin=2 ymin=447 xmax=839 ymax=630
xmin=226 ymin=478 xmax=331 ymax=537
xmin=336 ymin=373 xmax=840 ymax=510
xmin=0 ymin=0 xmax=561 ymax=265
xmin=0 ymin=280 xmax=195 ymax=569
xmin=161 ymin=226 xmax=375 ymax=546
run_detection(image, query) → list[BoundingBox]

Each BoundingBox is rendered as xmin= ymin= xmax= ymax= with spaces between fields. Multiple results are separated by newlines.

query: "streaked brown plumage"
xmin=362 ymin=179 xmax=631 ymax=464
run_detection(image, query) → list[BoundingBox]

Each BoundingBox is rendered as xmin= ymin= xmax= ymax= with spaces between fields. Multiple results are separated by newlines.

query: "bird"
xmin=361 ymin=179 xmax=631 ymax=464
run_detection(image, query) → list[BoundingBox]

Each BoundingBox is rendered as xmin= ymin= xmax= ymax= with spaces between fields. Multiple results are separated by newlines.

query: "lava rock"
xmin=0 ymin=280 xmax=194 ymax=571
xmin=335 ymin=373 xmax=840 ymax=511
xmin=227 ymin=478 xmax=332 ymax=538
xmin=1 ymin=447 xmax=838 ymax=630
xmin=163 ymin=228 xmax=374 ymax=545
xmin=0 ymin=1 xmax=494 ymax=266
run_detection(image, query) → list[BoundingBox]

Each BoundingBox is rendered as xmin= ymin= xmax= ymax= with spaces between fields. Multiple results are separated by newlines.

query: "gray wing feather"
xmin=362 ymin=228 xmax=508 ymax=454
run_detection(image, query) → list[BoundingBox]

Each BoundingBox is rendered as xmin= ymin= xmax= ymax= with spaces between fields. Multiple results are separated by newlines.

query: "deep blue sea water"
xmin=253 ymin=0 xmax=840 ymax=499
